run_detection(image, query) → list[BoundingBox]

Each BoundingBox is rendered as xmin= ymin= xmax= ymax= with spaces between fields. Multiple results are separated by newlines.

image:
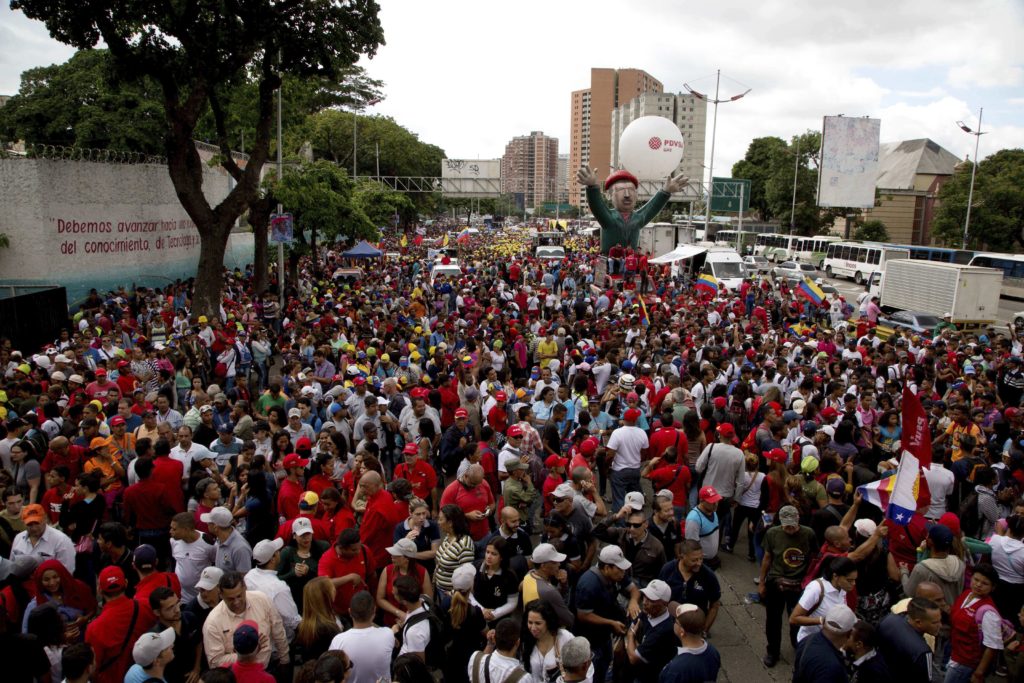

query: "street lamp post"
xmin=684 ymin=70 xmax=751 ymax=241
xmin=956 ymin=108 xmax=985 ymax=249
xmin=789 ymin=137 xmax=800 ymax=236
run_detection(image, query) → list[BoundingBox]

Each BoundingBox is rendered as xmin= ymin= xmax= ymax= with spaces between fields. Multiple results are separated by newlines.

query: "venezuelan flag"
xmin=639 ymin=297 xmax=650 ymax=327
xmin=695 ymin=273 xmax=718 ymax=295
xmin=797 ymin=277 xmax=825 ymax=305
xmin=441 ymin=234 xmax=450 ymax=247
xmin=457 ymin=228 xmax=471 ymax=242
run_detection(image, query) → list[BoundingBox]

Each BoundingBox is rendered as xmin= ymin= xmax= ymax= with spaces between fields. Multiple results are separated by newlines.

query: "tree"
xmin=731 ymin=136 xmax=787 ymax=220
xmin=932 ymin=148 xmax=1024 ymax=251
xmin=852 ymin=219 xmax=889 ymax=242
xmin=351 ymin=179 xmax=416 ymax=230
xmin=12 ymin=0 xmax=385 ymax=316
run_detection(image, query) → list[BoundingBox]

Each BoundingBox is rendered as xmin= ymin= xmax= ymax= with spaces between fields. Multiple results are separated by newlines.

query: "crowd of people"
xmin=2 ymin=221 xmax=1024 ymax=683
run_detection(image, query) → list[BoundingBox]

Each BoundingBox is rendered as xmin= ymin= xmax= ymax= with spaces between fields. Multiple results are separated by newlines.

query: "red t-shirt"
xmin=393 ymin=460 xmax=438 ymax=502
xmin=275 ymin=515 xmax=332 ymax=543
xmin=647 ymin=427 xmax=687 ymax=463
xmin=277 ymin=478 xmax=304 ymax=521
xmin=646 ymin=465 xmax=692 ymax=507
xmin=440 ymin=479 xmax=494 ymax=540
xmin=229 ymin=660 xmax=276 ymax=683
xmin=317 ymin=547 xmax=375 ymax=615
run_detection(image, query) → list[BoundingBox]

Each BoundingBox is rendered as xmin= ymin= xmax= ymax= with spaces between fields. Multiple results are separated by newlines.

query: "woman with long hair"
xmin=521 ymin=599 xmax=580 ymax=683
xmin=235 ymin=469 xmax=276 ymax=546
xmin=294 ymin=649 xmax=351 ymax=683
xmin=433 ymin=504 xmax=475 ymax=595
xmin=10 ymin=440 xmax=43 ymax=504
xmin=391 ymin=653 xmax=432 ymax=683
xmin=59 ymin=471 xmax=106 ymax=585
xmin=83 ymin=438 xmax=125 ymax=508
xmin=393 ymin=497 xmax=440 ymax=574
xmin=293 ymin=577 xmax=343 ymax=666
xmin=376 ymin=538 xmax=432 ymax=626
xmin=317 ymin=487 xmax=355 ymax=541
xmin=789 ymin=557 xmax=858 ymax=642
xmin=278 ymin=519 xmax=331 ymax=611
xmin=440 ymin=563 xmax=486 ymax=683
xmin=473 ymin=536 xmax=519 ymax=624
xmin=22 ymin=559 xmax=96 ymax=640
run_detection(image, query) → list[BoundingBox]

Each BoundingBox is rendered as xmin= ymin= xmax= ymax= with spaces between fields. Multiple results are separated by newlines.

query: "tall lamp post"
xmin=684 ymin=70 xmax=751 ymax=240
xmin=956 ymin=108 xmax=985 ymax=249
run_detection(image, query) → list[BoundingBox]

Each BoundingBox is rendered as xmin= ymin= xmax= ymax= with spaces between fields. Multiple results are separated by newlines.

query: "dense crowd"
xmin=3 ymin=222 xmax=1024 ymax=683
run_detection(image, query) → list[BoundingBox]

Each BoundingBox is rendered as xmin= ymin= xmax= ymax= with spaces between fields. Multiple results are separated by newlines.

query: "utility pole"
xmin=790 ymin=137 xmax=800 ymax=235
xmin=276 ymin=55 xmax=284 ymax=309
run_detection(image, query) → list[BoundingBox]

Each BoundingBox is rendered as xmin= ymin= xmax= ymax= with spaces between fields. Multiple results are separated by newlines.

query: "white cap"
xmin=853 ymin=518 xmax=877 ymax=537
xmin=530 ymin=543 xmax=567 ymax=564
xmin=54 ymin=354 xmax=71 ymax=364
xmin=598 ymin=545 xmax=632 ymax=570
xmin=553 ymin=483 xmax=575 ymax=499
xmin=639 ymin=579 xmax=671 ymax=602
xmin=624 ymin=491 xmax=645 ymax=511
xmin=451 ymin=563 xmax=477 ymax=591
xmin=386 ymin=538 xmax=419 ymax=558
xmin=50 ymin=371 xmax=67 ymax=382
xmin=195 ymin=566 xmax=224 ymax=591
xmin=944 ymin=312 xmax=952 ymax=318
xmin=199 ymin=506 xmax=234 ymax=528
xmin=288 ymin=408 xmax=302 ymax=418
xmin=133 ymin=627 xmax=176 ymax=666
xmin=824 ymin=604 xmax=857 ymax=633
xmin=675 ymin=603 xmax=701 ymax=617
xmin=252 ymin=537 xmax=284 ymax=565
xmin=292 ymin=517 xmax=314 ymax=536
xmin=655 ymin=489 xmax=674 ymax=502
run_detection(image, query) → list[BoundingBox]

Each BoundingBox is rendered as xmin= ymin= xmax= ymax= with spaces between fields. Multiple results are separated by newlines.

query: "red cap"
xmin=717 ymin=423 xmax=737 ymax=440
xmin=99 ymin=566 xmax=127 ymax=593
xmin=353 ymin=376 xmax=366 ymax=386
xmin=604 ymin=169 xmax=639 ymax=191
xmin=745 ymin=349 xmax=756 ymax=359
xmin=1006 ymin=408 xmax=1020 ymax=419
xmin=580 ymin=437 xmax=599 ymax=455
xmin=712 ymin=396 xmax=727 ymax=409
xmin=117 ymin=360 xmax=129 ymax=368
xmin=295 ymin=437 xmax=312 ymax=452
xmin=507 ymin=425 xmax=523 ymax=438
xmin=282 ymin=453 xmax=309 ymax=469
xmin=455 ymin=407 xmax=469 ymax=419
xmin=402 ymin=443 xmax=419 ymax=455
xmin=495 ymin=391 xmax=508 ymax=402
xmin=821 ymin=407 xmax=840 ymax=418
xmin=699 ymin=486 xmax=723 ymax=503
xmin=95 ymin=368 xmax=107 ymax=376
xmin=766 ymin=401 xmax=782 ymax=414
xmin=766 ymin=447 xmax=788 ymax=463
xmin=623 ymin=408 xmax=642 ymax=422
xmin=545 ymin=455 xmax=569 ymax=469
xmin=939 ymin=512 xmax=961 ymax=537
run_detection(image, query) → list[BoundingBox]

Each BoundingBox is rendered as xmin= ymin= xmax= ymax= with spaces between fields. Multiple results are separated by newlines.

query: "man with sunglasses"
xmin=592 ymin=493 xmax=666 ymax=587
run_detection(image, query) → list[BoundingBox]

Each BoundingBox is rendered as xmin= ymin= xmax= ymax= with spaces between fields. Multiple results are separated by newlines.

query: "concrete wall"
xmin=0 ymin=158 xmax=254 ymax=306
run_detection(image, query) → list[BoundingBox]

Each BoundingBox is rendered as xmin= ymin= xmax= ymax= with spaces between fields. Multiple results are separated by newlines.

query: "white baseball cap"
xmin=639 ymin=579 xmax=671 ymax=602
xmin=133 ymin=627 xmax=176 ymax=666
xmin=530 ymin=543 xmax=567 ymax=564
xmin=386 ymin=538 xmax=419 ymax=558
xmin=451 ymin=563 xmax=477 ymax=591
xmin=553 ymin=483 xmax=575 ymax=499
xmin=195 ymin=566 xmax=224 ymax=591
xmin=598 ymin=545 xmax=632 ymax=570
xmin=292 ymin=517 xmax=314 ymax=537
xmin=252 ymin=537 xmax=284 ymax=565
xmin=199 ymin=506 xmax=234 ymax=528
xmin=824 ymin=604 xmax=857 ymax=633
xmin=624 ymin=491 xmax=645 ymax=511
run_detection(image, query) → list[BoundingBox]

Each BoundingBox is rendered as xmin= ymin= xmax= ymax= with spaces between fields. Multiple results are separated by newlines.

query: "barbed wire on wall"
xmin=0 ymin=140 xmax=169 ymax=164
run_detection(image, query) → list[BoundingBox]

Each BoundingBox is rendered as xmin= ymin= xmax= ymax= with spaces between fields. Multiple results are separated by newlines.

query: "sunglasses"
xmin=626 ymin=522 xmax=645 ymax=529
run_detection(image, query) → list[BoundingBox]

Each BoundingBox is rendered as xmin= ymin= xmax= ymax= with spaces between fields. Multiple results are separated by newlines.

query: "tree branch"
xmin=208 ymin=89 xmax=243 ymax=181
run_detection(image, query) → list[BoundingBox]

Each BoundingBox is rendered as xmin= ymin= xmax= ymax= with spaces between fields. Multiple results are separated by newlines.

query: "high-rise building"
xmin=610 ymin=92 xmax=707 ymax=191
xmin=500 ymin=131 xmax=559 ymax=209
xmin=556 ymin=154 xmax=569 ymax=203
xmin=568 ymin=68 xmax=663 ymax=206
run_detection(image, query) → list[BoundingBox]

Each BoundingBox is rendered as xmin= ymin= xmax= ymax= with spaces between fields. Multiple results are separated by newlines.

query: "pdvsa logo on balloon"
xmin=620 ymin=116 xmax=685 ymax=178
xmin=648 ymin=137 xmax=662 ymax=150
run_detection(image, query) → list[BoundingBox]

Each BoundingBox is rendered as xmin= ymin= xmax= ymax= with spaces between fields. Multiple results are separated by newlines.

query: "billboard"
xmin=817 ymin=116 xmax=881 ymax=208
xmin=440 ymin=159 xmax=501 ymax=197
xmin=710 ymin=178 xmax=751 ymax=213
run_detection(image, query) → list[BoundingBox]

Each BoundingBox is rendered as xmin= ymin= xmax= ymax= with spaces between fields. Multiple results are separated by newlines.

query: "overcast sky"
xmin=2 ymin=0 xmax=1022 ymax=182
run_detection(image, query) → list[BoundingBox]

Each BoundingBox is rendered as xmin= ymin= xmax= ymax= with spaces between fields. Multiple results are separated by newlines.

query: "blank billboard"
xmin=441 ymin=159 xmax=502 ymax=197
xmin=817 ymin=116 xmax=881 ymax=208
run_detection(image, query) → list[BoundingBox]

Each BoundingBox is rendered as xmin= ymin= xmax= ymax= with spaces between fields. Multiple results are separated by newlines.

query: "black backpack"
xmin=959 ymin=492 xmax=980 ymax=538
xmin=400 ymin=595 xmax=446 ymax=670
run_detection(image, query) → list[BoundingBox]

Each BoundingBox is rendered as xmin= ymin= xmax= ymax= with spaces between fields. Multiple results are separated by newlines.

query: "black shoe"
xmin=762 ymin=654 xmax=778 ymax=668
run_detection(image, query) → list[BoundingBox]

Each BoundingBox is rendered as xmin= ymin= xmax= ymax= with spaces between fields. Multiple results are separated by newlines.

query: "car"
xmin=771 ymin=261 xmax=818 ymax=280
xmin=742 ymin=255 xmax=770 ymax=274
xmin=877 ymin=310 xmax=941 ymax=336
xmin=536 ymin=246 xmax=566 ymax=262
xmin=429 ymin=260 xmax=463 ymax=285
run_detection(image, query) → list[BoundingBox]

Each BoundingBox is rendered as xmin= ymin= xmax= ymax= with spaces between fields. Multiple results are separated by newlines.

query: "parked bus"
xmin=968 ymin=252 xmax=1024 ymax=300
xmin=761 ymin=234 xmax=801 ymax=262
xmin=795 ymin=235 xmax=841 ymax=268
xmin=823 ymin=241 xmax=910 ymax=284
xmin=887 ymin=244 xmax=975 ymax=265
xmin=713 ymin=230 xmax=757 ymax=255
xmin=753 ymin=233 xmax=780 ymax=256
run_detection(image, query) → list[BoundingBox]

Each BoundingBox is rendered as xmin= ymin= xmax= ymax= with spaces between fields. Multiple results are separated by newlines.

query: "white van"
xmin=702 ymin=249 xmax=745 ymax=292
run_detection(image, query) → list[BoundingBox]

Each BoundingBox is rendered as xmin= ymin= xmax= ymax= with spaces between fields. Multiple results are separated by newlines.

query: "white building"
xmin=610 ymin=92 xmax=707 ymax=189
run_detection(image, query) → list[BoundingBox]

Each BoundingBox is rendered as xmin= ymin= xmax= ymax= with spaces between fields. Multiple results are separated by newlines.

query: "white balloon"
xmin=618 ymin=116 xmax=685 ymax=180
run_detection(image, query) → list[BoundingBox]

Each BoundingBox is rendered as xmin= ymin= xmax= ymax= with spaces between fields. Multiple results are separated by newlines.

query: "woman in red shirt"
xmin=374 ymin=538 xmax=432 ymax=626
xmin=948 ymin=563 xmax=1004 ymax=683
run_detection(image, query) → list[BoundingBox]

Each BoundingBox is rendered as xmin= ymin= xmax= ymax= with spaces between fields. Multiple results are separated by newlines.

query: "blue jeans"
xmin=610 ymin=468 xmax=640 ymax=513
xmin=591 ymin=637 xmax=611 ymax=683
xmin=943 ymin=662 xmax=974 ymax=683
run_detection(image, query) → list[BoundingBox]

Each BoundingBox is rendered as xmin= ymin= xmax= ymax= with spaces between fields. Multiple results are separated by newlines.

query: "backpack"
xmin=975 ymin=603 xmax=1018 ymax=647
xmin=400 ymin=595 xmax=446 ymax=671
xmin=959 ymin=492 xmax=980 ymax=538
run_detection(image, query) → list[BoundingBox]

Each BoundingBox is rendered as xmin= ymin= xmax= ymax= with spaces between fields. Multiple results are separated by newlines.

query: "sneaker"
xmin=753 ymin=577 xmax=760 ymax=585
xmin=762 ymin=654 xmax=778 ymax=668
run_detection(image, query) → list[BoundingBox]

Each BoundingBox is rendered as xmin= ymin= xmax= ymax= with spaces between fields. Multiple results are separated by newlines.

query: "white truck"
xmin=636 ymin=223 xmax=679 ymax=259
xmin=878 ymin=260 xmax=1003 ymax=324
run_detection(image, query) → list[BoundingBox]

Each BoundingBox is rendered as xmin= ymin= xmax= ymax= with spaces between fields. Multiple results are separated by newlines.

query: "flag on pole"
xmin=695 ymin=273 xmax=719 ymax=295
xmin=441 ymin=234 xmax=450 ymax=247
xmin=797 ymin=277 xmax=825 ymax=305
xmin=399 ymin=234 xmax=408 ymax=248
xmin=413 ymin=235 xmax=423 ymax=247
xmin=457 ymin=228 xmax=471 ymax=243
xmin=638 ymin=297 xmax=650 ymax=327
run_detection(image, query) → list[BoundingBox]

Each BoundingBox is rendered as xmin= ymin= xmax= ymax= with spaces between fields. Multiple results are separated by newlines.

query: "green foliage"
xmin=852 ymin=219 xmax=889 ymax=242
xmin=273 ymin=161 xmax=375 ymax=245
xmin=932 ymin=148 xmax=1024 ymax=251
xmin=0 ymin=50 xmax=165 ymax=153
xmin=731 ymin=136 xmax=786 ymax=220
xmin=352 ymin=179 xmax=415 ymax=230
xmin=303 ymin=110 xmax=445 ymax=178
xmin=0 ymin=233 xmax=9 ymax=249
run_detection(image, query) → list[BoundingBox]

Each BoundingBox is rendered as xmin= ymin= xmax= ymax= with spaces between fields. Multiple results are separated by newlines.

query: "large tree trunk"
xmin=192 ymin=223 xmax=232 ymax=315
xmin=249 ymin=196 xmax=273 ymax=294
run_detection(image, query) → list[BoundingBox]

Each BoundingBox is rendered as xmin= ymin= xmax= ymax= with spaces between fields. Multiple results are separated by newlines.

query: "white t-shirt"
xmin=170 ymin=442 xmax=214 ymax=478
xmin=796 ymin=578 xmax=847 ymax=642
xmin=398 ymin=604 xmax=431 ymax=657
xmin=607 ymin=426 xmax=649 ymax=471
xmin=528 ymin=628 xmax=575 ymax=681
xmin=171 ymin=535 xmax=216 ymax=602
xmin=923 ymin=464 xmax=955 ymax=519
xmin=738 ymin=472 xmax=765 ymax=508
xmin=330 ymin=626 xmax=395 ymax=683
xmin=468 ymin=650 xmax=535 ymax=683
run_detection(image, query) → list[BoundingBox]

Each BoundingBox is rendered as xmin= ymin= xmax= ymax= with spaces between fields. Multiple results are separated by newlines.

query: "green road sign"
xmin=710 ymin=178 xmax=751 ymax=213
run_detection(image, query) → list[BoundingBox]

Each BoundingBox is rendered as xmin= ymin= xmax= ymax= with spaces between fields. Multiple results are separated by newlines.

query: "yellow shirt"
xmin=537 ymin=340 xmax=558 ymax=368
xmin=945 ymin=421 xmax=982 ymax=462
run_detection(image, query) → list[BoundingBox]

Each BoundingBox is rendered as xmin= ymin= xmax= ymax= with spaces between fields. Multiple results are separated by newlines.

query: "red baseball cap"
xmin=717 ymin=423 xmax=737 ymax=441
xmin=109 ymin=416 xmax=126 ymax=427
xmin=282 ymin=453 xmax=309 ymax=469
xmin=766 ymin=401 xmax=782 ymax=414
xmin=580 ymin=437 xmax=599 ymax=455
xmin=506 ymin=425 xmax=523 ymax=438
xmin=766 ymin=447 xmax=788 ymax=463
xmin=495 ymin=391 xmax=508 ymax=402
xmin=623 ymin=408 xmax=642 ymax=422
xmin=699 ymin=486 xmax=723 ymax=503
xmin=99 ymin=566 xmax=127 ymax=594
xmin=402 ymin=443 xmax=419 ymax=455
xmin=95 ymin=368 xmax=107 ymax=376
xmin=455 ymin=407 xmax=469 ymax=419
xmin=352 ymin=377 xmax=366 ymax=386
xmin=821 ymin=407 xmax=840 ymax=418
xmin=545 ymin=455 xmax=569 ymax=469
xmin=713 ymin=396 xmax=727 ymax=409
xmin=294 ymin=437 xmax=312 ymax=452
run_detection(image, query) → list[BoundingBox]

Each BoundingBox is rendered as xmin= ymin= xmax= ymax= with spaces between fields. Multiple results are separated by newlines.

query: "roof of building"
xmin=876 ymin=138 xmax=960 ymax=190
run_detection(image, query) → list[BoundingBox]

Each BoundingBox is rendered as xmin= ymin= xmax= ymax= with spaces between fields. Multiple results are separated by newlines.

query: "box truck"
xmin=878 ymin=260 xmax=1003 ymax=324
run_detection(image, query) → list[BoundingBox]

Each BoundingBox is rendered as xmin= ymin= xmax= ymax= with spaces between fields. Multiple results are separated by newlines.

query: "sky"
xmin=2 ymin=0 xmax=1023 ymax=183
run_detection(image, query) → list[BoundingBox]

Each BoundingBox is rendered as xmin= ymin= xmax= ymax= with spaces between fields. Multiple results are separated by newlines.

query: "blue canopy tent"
xmin=341 ymin=240 xmax=383 ymax=258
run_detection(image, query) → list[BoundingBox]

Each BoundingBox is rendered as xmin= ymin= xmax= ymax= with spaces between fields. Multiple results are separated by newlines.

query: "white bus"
xmin=823 ymin=242 xmax=910 ymax=284
xmin=968 ymin=253 xmax=1024 ymax=300
xmin=754 ymin=233 xmax=781 ymax=256
xmin=761 ymin=234 xmax=801 ymax=262
xmin=796 ymin=235 xmax=841 ymax=269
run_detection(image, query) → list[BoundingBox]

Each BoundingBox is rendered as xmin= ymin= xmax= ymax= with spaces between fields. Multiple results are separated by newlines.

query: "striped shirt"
xmin=434 ymin=534 xmax=475 ymax=592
